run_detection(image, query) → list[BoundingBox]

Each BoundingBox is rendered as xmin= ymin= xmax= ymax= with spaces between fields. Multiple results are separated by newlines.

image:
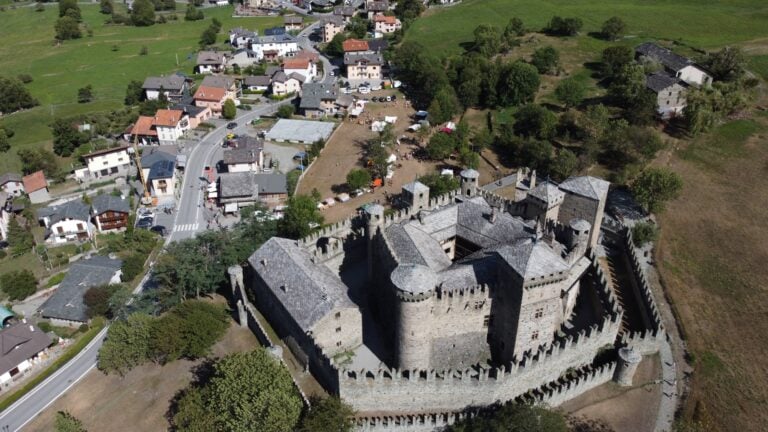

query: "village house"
xmin=141 ymin=75 xmax=188 ymax=101
xmin=223 ymin=136 xmax=264 ymax=173
xmin=300 ymin=82 xmax=339 ymax=118
xmin=646 ymin=72 xmax=688 ymax=118
xmin=344 ymin=52 xmax=384 ymax=82
xmin=201 ymin=75 xmax=240 ymax=101
xmin=229 ymin=48 xmax=260 ymax=69
xmin=129 ymin=116 xmax=159 ymax=146
xmin=635 ymin=42 xmax=712 ymax=87
xmin=0 ymin=192 xmax=10 ymax=240
xmin=0 ymin=320 xmax=52 ymax=386
xmin=243 ymin=75 xmax=272 ymax=92
xmin=74 ymin=145 xmax=131 ymax=182
xmin=271 ymin=71 xmax=304 ymax=97
xmin=284 ymin=15 xmax=303 ymax=31
xmin=333 ymin=5 xmax=356 ymax=23
xmin=141 ymin=150 xmax=177 ymax=201
xmin=374 ymin=15 xmax=402 ymax=34
xmin=218 ymin=172 xmax=287 ymax=212
xmin=37 ymin=199 xmax=94 ymax=245
xmin=22 ymin=171 xmax=49 ymax=204
xmin=366 ymin=0 xmax=388 ymax=19
xmin=194 ymin=86 xmax=229 ymax=116
xmin=171 ymin=103 xmax=213 ymax=129
xmin=91 ymin=194 xmax=130 ymax=233
xmin=264 ymin=26 xmax=287 ymax=37
xmin=294 ymin=48 xmax=320 ymax=64
xmin=195 ymin=51 xmax=228 ymax=74
xmin=0 ymin=173 xmax=24 ymax=197
xmin=250 ymin=33 xmax=298 ymax=61
xmin=322 ymin=16 xmax=346 ymax=43
xmin=153 ymin=109 xmax=190 ymax=144
xmin=229 ymin=27 xmax=257 ymax=49
xmin=283 ymin=58 xmax=317 ymax=83
xmin=343 ymin=38 xmax=370 ymax=53
xmin=40 ymin=256 xmax=123 ymax=326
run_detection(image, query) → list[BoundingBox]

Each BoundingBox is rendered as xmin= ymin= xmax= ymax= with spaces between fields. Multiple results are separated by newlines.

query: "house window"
xmin=531 ymin=331 xmax=539 ymax=341
xmin=77 ymin=223 xmax=84 ymax=231
xmin=483 ymin=315 xmax=493 ymax=328
xmin=110 ymin=167 xmax=118 ymax=174
xmin=336 ymin=341 xmax=342 ymax=347
xmin=57 ymin=226 xmax=64 ymax=234
xmin=103 ymin=161 xmax=109 ymax=166
xmin=335 ymin=327 xmax=342 ymax=333
xmin=534 ymin=308 xmax=543 ymax=319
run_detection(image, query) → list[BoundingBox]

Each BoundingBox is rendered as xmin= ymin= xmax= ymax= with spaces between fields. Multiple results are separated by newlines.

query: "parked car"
xmin=226 ymin=122 xmax=238 ymax=130
xmin=136 ymin=217 xmax=153 ymax=229
xmin=150 ymin=225 xmax=168 ymax=236
xmin=358 ymin=86 xmax=370 ymax=94
xmin=371 ymin=84 xmax=382 ymax=91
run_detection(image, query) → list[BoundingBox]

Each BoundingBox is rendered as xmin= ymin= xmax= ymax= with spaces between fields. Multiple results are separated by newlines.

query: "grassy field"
xmin=0 ymin=5 xmax=282 ymax=173
xmin=406 ymin=0 xmax=768 ymax=57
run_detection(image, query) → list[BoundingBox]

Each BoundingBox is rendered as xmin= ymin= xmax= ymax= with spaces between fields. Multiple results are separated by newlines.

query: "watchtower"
xmin=402 ymin=181 xmax=430 ymax=211
xmin=391 ymin=264 xmax=436 ymax=369
xmin=460 ymin=169 xmax=480 ymax=197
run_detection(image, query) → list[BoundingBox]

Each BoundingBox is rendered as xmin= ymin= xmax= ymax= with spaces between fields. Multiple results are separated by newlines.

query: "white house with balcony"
xmin=37 ymin=199 xmax=94 ymax=245
xmin=153 ymin=109 xmax=190 ymax=144
xmin=251 ymin=33 xmax=298 ymax=61
xmin=75 ymin=146 xmax=132 ymax=182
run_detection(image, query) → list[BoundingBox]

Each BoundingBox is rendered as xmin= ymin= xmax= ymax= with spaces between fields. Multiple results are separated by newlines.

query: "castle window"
xmin=483 ymin=315 xmax=493 ymax=328
xmin=534 ymin=308 xmax=543 ymax=319
xmin=335 ymin=312 xmax=341 ymax=319
xmin=336 ymin=341 xmax=342 ymax=347
xmin=531 ymin=331 xmax=539 ymax=341
xmin=474 ymin=300 xmax=484 ymax=310
xmin=335 ymin=327 xmax=342 ymax=333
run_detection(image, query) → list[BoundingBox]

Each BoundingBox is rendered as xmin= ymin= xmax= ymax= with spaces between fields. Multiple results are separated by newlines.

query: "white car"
xmin=330 ymin=71 xmax=335 ymax=76
xmin=342 ymin=87 xmax=354 ymax=94
xmin=371 ymin=84 xmax=382 ymax=91
xmin=358 ymin=86 xmax=371 ymax=94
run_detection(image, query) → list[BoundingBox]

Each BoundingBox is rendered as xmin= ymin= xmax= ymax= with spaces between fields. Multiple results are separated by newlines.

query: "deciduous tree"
xmin=279 ymin=195 xmax=324 ymax=239
xmin=55 ymin=16 xmax=82 ymax=40
xmin=0 ymin=76 xmax=38 ymax=114
xmin=497 ymin=61 xmax=540 ymax=107
xmin=554 ymin=77 xmax=586 ymax=108
xmin=130 ymin=0 xmax=155 ymax=27
xmin=0 ymin=269 xmax=37 ymax=301
xmin=298 ymin=396 xmax=355 ymax=432
xmin=346 ymin=169 xmax=371 ymax=191
xmin=222 ymin=99 xmax=236 ymax=120
xmin=631 ymin=168 xmax=683 ymax=213
xmin=601 ymin=16 xmax=626 ymax=41
xmin=531 ymin=46 xmax=559 ymax=74
xmin=514 ymin=104 xmax=557 ymax=140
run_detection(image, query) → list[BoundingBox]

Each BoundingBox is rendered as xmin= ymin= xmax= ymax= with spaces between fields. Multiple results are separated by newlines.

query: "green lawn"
xmin=406 ymin=0 xmax=768 ymax=57
xmin=0 ymin=5 xmax=282 ymax=173
xmin=679 ymin=119 xmax=763 ymax=171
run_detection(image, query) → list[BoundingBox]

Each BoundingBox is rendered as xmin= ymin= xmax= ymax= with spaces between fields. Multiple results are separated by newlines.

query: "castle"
xmin=231 ymin=169 xmax=664 ymax=430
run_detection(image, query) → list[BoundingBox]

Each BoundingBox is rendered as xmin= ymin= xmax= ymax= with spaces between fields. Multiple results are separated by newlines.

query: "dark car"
xmin=226 ymin=122 xmax=238 ymax=130
xmin=150 ymin=225 xmax=168 ymax=236
xmin=136 ymin=217 xmax=153 ymax=229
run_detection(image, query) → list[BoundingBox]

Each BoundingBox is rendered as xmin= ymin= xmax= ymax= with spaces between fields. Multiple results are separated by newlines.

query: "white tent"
xmin=384 ymin=116 xmax=397 ymax=124
xmin=371 ymin=121 xmax=387 ymax=132
xmin=386 ymin=154 xmax=397 ymax=164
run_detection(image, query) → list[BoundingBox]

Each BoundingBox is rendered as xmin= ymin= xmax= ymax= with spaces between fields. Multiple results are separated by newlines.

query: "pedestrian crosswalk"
xmin=173 ymin=223 xmax=199 ymax=232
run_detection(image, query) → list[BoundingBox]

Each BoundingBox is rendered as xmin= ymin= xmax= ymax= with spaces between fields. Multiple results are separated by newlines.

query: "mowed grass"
xmin=0 ymin=5 xmax=282 ymax=173
xmin=406 ymin=0 xmax=768 ymax=57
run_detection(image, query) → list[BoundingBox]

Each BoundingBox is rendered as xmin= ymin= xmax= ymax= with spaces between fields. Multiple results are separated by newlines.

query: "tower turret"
xmin=391 ymin=264 xmax=436 ymax=369
xmin=365 ymin=204 xmax=385 ymax=280
xmin=614 ymin=347 xmax=642 ymax=386
xmin=460 ymin=169 xmax=480 ymax=197
xmin=402 ymin=181 xmax=430 ymax=210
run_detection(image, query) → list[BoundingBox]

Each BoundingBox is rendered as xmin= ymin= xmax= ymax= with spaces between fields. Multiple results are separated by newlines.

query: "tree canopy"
xmin=222 ymin=99 xmax=236 ymax=120
xmin=554 ymin=77 xmax=586 ymax=108
xmin=601 ymin=16 xmax=627 ymax=41
xmin=346 ymin=169 xmax=371 ymax=191
xmin=298 ymin=396 xmax=355 ymax=432
xmin=530 ymin=46 xmax=559 ymax=75
xmin=55 ymin=411 xmax=87 ymax=432
xmin=418 ymin=173 xmax=459 ymax=197
xmin=448 ymin=403 xmax=568 ymax=432
xmin=631 ymin=168 xmax=683 ymax=213
xmin=497 ymin=61 xmax=540 ymax=107
xmin=130 ymin=0 xmax=156 ymax=26
xmin=0 ymin=76 xmax=38 ymax=114
xmin=279 ymin=195 xmax=324 ymax=239
xmin=0 ymin=269 xmax=37 ymax=301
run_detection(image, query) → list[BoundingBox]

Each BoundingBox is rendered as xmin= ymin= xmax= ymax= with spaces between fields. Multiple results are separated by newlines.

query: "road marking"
xmin=173 ymin=223 xmax=199 ymax=232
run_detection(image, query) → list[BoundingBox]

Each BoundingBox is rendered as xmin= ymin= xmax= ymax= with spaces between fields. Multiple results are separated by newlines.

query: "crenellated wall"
xmin=338 ymin=312 xmax=621 ymax=413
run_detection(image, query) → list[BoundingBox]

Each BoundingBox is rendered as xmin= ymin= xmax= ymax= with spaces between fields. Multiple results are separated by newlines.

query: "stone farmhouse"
xmin=230 ymin=169 xmax=665 ymax=428
xmin=635 ymin=42 xmax=712 ymax=118
xmin=284 ymin=15 xmax=303 ymax=31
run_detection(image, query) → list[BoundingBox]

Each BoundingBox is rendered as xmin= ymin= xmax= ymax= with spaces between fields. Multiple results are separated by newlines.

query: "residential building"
xmin=366 ymin=0 xmax=388 ymax=19
xmin=343 ymin=38 xmax=370 ymax=53
xmin=194 ymin=86 xmax=229 ymax=115
xmin=139 ymin=150 xmax=177 ymax=200
xmin=142 ymin=75 xmax=187 ymax=101
xmin=374 ymin=15 xmax=401 ymax=34
xmin=75 ymin=145 xmax=131 ymax=182
xmin=201 ymin=75 xmax=240 ymax=101
xmin=129 ymin=116 xmax=159 ymax=146
xmin=153 ymin=109 xmax=190 ymax=144
xmin=264 ymin=26 xmax=287 ymax=36
xmin=223 ymin=136 xmax=264 ymax=173
xmin=218 ymin=172 xmax=287 ymax=212
xmin=0 ymin=192 xmax=9 ymax=240
xmin=300 ymin=82 xmax=339 ymax=118
xmin=91 ymin=194 xmax=130 ymax=233
xmin=0 ymin=173 xmax=24 ymax=197
xmin=635 ymin=42 xmax=712 ymax=87
xmin=646 ymin=72 xmax=688 ymax=118
xmin=271 ymin=71 xmax=304 ymax=96
xmin=344 ymin=52 xmax=384 ymax=81
xmin=40 ymin=256 xmax=123 ymax=326
xmin=283 ymin=58 xmax=316 ymax=83
xmin=22 ymin=171 xmax=49 ymax=204
xmin=251 ymin=34 xmax=298 ymax=61
xmin=243 ymin=75 xmax=272 ymax=92
xmin=0 ymin=321 xmax=52 ymax=385
xmin=284 ymin=15 xmax=303 ymax=31
xmin=322 ymin=16 xmax=345 ymax=43
xmin=229 ymin=48 xmax=260 ymax=68
xmin=333 ymin=5 xmax=355 ymax=23
xmin=37 ymin=199 xmax=94 ymax=244
xmin=294 ymin=48 xmax=320 ymax=64
xmin=195 ymin=51 xmax=228 ymax=74
xmin=171 ymin=103 xmax=213 ymax=129
xmin=229 ymin=27 xmax=257 ymax=49
xmin=367 ymin=38 xmax=389 ymax=54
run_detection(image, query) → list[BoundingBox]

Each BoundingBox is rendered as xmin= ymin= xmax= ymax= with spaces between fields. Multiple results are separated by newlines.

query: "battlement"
xmin=298 ymin=216 xmax=359 ymax=247
xmin=435 ymin=283 xmax=490 ymax=299
xmin=588 ymin=250 xmax=623 ymax=318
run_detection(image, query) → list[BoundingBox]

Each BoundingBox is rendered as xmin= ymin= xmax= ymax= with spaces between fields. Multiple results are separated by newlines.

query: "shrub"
xmin=0 ymin=269 xmax=37 ymax=301
xmin=17 ymin=74 xmax=33 ymax=84
xmin=38 ymin=321 xmax=53 ymax=333
xmin=276 ymin=104 xmax=295 ymax=118
xmin=632 ymin=221 xmax=659 ymax=247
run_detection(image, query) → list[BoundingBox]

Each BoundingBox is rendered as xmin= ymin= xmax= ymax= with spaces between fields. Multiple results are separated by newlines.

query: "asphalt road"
xmin=0 ymin=21 xmax=323 ymax=431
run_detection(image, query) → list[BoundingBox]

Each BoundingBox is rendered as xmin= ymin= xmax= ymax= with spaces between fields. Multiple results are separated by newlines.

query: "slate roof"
xmin=646 ymin=71 xmax=686 ymax=93
xmin=171 ymin=102 xmax=208 ymax=117
xmin=140 ymin=149 xmax=175 ymax=168
xmin=229 ymin=27 xmax=257 ymax=40
xmin=367 ymin=0 xmax=388 ymax=12
xmin=391 ymin=264 xmax=437 ymax=295
xmin=333 ymin=6 xmax=355 ymax=17
xmin=635 ymin=42 xmax=692 ymax=72
xmin=300 ymin=82 xmax=338 ymax=109
xmin=249 ymin=238 xmax=356 ymax=332
xmin=219 ymin=172 xmax=258 ymax=198
xmin=558 ymin=176 xmax=610 ymax=201
xmin=37 ymin=199 xmax=90 ymax=224
xmin=40 ymin=256 xmax=122 ymax=323
xmin=147 ymin=159 xmax=176 ymax=180
xmin=243 ymin=75 xmax=272 ymax=87
xmin=0 ymin=321 xmax=52 ymax=377
xmin=0 ymin=173 xmax=22 ymax=186
xmin=254 ymin=173 xmax=287 ymax=194
xmin=528 ymin=181 xmax=564 ymax=205
xmin=323 ymin=15 xmax=345 ymax=26
xmin=495 ymin=239 xmax=569 ymax=280
xmin=402 ymin=181 xmax=429 ymax=195
xmin=284 ymin=15 xmax=303 ymax=24
xmin=253 ymin=33 xmax=296 ymax=45
xmin=343 ymin=52 xmax=384 ymax=66
xmin=22 ymin=171 xmax=47 ymax=193
xmin=482 ymin=173 xmax=520 ymax=192
xmin=82 ymin=145 xmax=129 ymax=160
xmin=142 ymin=75 xmax=186 ymax=91
xmin=197 ymin=51 xmax=227 ymax=65
xmin=224 ymin=144 xmax=262 ymax=165
xmin=91 ymin=194 xmax=130 ymax=215
xmin=367 ymin=38 xmax=389 ymax=53
xmin=265 ymin=26 xmax=287 ymax=36
xmin=201 ymin=75 xmax=236 ymax=90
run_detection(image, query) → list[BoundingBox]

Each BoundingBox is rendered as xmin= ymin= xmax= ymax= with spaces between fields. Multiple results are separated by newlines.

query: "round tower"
xmin=228 ymin=265 xmax=244 ymax=296
xmin=614 ymin=347 xmax=642 ymax=386
xmin=460 ymin=169 xmax=480 ymax=197
xmin=567 ymin=218 xmax=591 ymax=251
xmin=391 ymin=264 xmax=436 ymax=369
xmin=365 ymin=204 xmax=385 ymax=280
